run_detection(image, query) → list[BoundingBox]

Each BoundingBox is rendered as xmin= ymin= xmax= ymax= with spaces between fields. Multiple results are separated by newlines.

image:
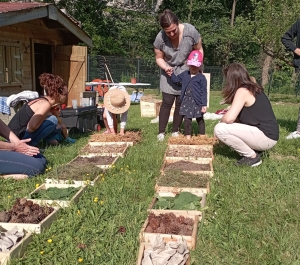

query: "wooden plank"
xmin=203 ymin=73 xmax=211 ymax=108
xmin=79 ymin=144 xmax=129 ymax=158
xmin=45 ymin=175 xmax=99 ymax=187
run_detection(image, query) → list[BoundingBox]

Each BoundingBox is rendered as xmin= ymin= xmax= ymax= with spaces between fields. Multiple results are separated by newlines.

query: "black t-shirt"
xmin=238 ymin=92 xmax=279 ymax=141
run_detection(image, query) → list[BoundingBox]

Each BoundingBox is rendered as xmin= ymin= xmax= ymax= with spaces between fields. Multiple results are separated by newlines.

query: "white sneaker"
xmin=172 ymin=132 xmax=179 ymax=137
xmin=157 ymin=133 xmax=165 ymax=141
xmin=286 ymin=131 xmax=300 ymax=139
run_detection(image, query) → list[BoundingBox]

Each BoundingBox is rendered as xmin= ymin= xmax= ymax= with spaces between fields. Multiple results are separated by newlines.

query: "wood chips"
xmin=89 ymin=131 xmax=142 ymax=143
xmin=168 ymin=135 xmax=216 ymax=145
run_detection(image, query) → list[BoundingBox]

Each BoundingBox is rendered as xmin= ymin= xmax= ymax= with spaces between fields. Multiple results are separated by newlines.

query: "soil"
xmin=69 ymin=156 xmax=116 ymax=166
xmin=166 ymin=146 xmax=212 ymax=158
xmin=144 ymin=212 xmax=194 ymax=236
xmin=168 ymin=135 xmax=216 ymax=145
xmin=89 ymin=130 xmax=141 ymax=143
xmin=0 ymin=198 xmax=54 ymax=224
xmin=164 ymin=161 xmax=211 ymax=171
xmin=80 ymin=144 xmax=127 ymax=155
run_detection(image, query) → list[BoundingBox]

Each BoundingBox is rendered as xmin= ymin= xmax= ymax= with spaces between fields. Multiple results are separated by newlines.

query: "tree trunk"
xmin=261 ymin=54 xmax=272 ymax=86
xmin=230 ymin=0 xmax=237 ymax=27
xmin=188 ymin=0 xmax=193 ymax=23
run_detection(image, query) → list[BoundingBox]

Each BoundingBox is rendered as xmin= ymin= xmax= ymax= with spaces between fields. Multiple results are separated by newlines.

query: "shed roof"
xmin=0 ymin=2 xmax=92 ymax=47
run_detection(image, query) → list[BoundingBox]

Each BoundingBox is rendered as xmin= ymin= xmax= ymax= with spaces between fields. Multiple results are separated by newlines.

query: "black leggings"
xmin=159 ymin=92 xmax=183 ymax=134
xmin=184 ymin=116 xmax=205 ymax=136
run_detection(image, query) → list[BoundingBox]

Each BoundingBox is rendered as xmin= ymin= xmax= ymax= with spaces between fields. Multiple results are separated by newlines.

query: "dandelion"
xmin=126 ymin=165 xmax=129 ymax=168
xmin=86 ymin=174 xmax=89 ymax=176
xmin=133 ymin=170 xmax=136 ymax=172
xmin=101 ymin=177 xmax=105 ymax=181
xmin=112 ymin=165 xmax=115 ymax=168
xmin=7 ymin=195 xmax=11 ymax=199
xmin=78 ymin=258 xmax=83 ymax=262
xmin=47 ymin=239 xmax=52 ymax=243
xmin=77 ymin=210 xmax=81 ymax=215
xmin=120 ymin=168 xmax=123 ymax=170
xmin=94 ymin=197 xmax=98 ymax=203
xmin=45 ymin=169 xmax=49 ymax=172
xmin=100 ymin=174 xmax=103 ymax=177
xmin=40 ymin=251 xmax=44 ymax=254
xmin=84 ymin=180 xmax=90 ymax=185
xmin=48 ymin=167 xmax=52 ymax=170
xmin=35 ymin=184 xmax=40 ymax=188
xmin=100 ymin=200 xmax=104 ymax=205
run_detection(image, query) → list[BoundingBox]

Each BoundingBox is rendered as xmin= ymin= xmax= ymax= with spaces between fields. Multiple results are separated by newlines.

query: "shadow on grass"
xmin=213 ymin=143 xmax=239 ymax=160
xmin=277 ymin=118 xmax=297 ymax=132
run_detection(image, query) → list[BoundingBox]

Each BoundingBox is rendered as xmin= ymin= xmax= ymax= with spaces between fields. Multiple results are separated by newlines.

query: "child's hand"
xmin=165 ymin=66 xmax=173 ymax=76
xmin=201 ymin=106 xmax=207 ymax=113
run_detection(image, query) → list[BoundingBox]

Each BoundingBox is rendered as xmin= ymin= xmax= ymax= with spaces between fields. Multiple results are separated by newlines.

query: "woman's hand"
xmin=13 ymin=139 xmax=40 ymax=156
xmin=165 ymin=66 xmax=173 ymax=76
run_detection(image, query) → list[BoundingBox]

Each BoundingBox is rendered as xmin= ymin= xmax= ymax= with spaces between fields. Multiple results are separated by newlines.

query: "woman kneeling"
xmin=214 ymin=63 xmax=279 ymax=167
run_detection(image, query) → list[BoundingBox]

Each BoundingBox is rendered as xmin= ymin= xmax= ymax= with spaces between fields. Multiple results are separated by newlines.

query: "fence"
xmin=87 ymin=55 xmax=298 ymax=95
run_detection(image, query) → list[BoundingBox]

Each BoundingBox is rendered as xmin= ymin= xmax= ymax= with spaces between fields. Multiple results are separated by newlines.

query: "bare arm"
xmin=154 ymin=48 xmax=173 ymax=75
xmin=27 ymin=100 xmax=51 ymax=132
xmin=193 ymin=37 xmax=204 ymax=58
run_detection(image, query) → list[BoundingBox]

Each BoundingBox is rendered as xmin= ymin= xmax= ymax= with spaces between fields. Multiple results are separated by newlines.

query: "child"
xmin=103 ymin=85 xmax=130 ymax=135
xmin=168 ymin=50 xmax=207 ymax=139
xmin=47 ymin=104 xmax=76 ymax=145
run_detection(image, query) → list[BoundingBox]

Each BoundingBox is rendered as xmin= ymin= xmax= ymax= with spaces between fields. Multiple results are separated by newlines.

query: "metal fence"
xmin=87 ymin=55 xmax=298 ymax=95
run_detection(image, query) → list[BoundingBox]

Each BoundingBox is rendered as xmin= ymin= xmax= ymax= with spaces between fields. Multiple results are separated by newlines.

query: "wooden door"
xmin=54 ymin=45 xmax=87 ymax=107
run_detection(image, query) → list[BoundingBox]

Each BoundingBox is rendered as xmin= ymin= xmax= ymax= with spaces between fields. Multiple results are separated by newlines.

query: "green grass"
xmin=2 ymin=91 xmax=300 ymax=264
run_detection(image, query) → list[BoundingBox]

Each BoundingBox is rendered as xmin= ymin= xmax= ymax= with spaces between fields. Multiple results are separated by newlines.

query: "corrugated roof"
xmin=0 ymin=2 xmax=49 ymax=13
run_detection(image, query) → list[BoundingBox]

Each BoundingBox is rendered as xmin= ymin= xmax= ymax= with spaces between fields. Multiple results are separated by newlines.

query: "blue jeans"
xmin=23 ymin=115 xmax=57 ymax=146
xmin=0 ymin=151 xmax=47 ymax=177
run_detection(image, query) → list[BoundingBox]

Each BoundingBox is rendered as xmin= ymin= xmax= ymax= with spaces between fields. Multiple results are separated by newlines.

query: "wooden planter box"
xmin=0 ymin=227 xmax=32 ymax=265
xmin=161 ymin=159 xmax=214 ymax=177
xmin=166 ymin=144 xmax=214 ymax=161
xmin=68 ymin=155 xmax=119 ymax=169
xmin=155 ymin=183 xmax=210 ymax=196
xmin=79 ymin=143 xmax=129 ymax=158
xmin=140 ymin=98 xmax=162 ymax=117
xmin=27 ymin=183 xmax=86 ymax=208
xmin=0 ymin=207 xmax=59 ymax=234
xmin=136 ymin=242 xmax=190 ymax=265
xmin=139 ymin=210 xmax=199 ymax=250
xmin=45 ymin=175 xmax=100 ymax=186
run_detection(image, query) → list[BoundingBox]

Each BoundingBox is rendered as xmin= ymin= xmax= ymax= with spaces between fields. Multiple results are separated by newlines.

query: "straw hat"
xmin=104 ymin=88 xmax=130 ymax=114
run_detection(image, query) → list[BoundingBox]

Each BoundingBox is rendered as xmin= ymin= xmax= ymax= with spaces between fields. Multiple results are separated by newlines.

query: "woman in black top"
xmin=214 ymin=63 xmax=279 ymax=167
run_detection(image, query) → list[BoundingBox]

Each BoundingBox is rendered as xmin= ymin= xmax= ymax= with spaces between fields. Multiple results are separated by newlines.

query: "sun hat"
xmin=104 ymin=87 xmax=130 ymax=114
xmin=187 ymin=50 xmax=203 ymax=67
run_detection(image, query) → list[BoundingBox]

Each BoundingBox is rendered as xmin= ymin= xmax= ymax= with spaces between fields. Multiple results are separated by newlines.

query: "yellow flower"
xmin=35 ymin=184 xmax=40 ymax=188
xmin=120 ymin=168 xmax=123 ymax=170
xmin=48 ymin=167 xmax=52 ymax=170
xmin=112 ymin=165 xmax=115 ymax=168
xmin=101 ymin=177 xmax=105 ymax=181
xmin=94 ymin=197 xmax=98 ymax=203
xmin=78 ymin=258 xmax=83 ymax=262
xmin=7 ymin=195 xmax=11 ymax=199
xmin=45 ymin=169 xmax=48 ymax=172
xmin=100 ymin=174 xmax=103 ymax=176
xmin=100 ymin=200 xmax=104 ymax=205
xmin=126 ymin=165 xmax=129 ymax=168
xmin=47 ymin=239 xmax=52 ymax=243
xmin=86 ymin=174 xmax=89 ymax=176
xmin=40 ymin=251 xmax=44 ymax=254
xmin=77 ymin=210 xmax=81 ymax=215
xmin=84 ymin=180 xmax=90 ymax=185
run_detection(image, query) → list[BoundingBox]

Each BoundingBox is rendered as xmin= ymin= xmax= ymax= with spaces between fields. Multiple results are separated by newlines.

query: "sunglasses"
xmin=52 ymin=107 xmax=61 ymax=111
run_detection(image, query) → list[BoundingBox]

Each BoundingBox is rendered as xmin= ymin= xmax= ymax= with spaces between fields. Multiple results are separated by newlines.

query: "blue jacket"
xmin=170 ymin=71 xmax=207 ymax=107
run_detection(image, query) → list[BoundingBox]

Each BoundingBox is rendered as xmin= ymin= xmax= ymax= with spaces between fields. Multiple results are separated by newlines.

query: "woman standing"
xmin=154 ymin=9 xmax=204 ymax=141
xmin=8 ymin=73 xmax=68 ymax=147
xmin=214 ymin=63 xmax=279 ymax=167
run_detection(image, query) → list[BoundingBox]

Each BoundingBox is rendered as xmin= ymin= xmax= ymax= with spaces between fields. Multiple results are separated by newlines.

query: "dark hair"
xmin=221 ymin=63 xmax=263 ymax=104
xmin=159 ymin=9 xmax=178 ymax=28
xmin=39 ymin=73 xmax=67 ymax=99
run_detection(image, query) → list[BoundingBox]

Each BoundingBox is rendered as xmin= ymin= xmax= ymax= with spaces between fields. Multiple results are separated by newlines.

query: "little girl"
xmin=168 ymin=50 xmax=207 ymax=139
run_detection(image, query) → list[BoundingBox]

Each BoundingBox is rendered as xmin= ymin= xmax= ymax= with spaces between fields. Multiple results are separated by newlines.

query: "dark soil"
xmin=164 ymin=161 xmax=211 ymax=171
xmin=166 ymin=146 xmax=212 ymax=158
xmin=0 ymin=198 xmax=54 ymax=224
xmin=69 ymin=156 xmax=116 ymax=166
xmin=144 ymin=212 xmax=194 ymax=236
xmin=157 ymin=169 xmax=210 ymax=188
xmin=80 ymin=144 xmax=127 ymax=155
xmin=47 ymin=164 xmax=104 ymax=181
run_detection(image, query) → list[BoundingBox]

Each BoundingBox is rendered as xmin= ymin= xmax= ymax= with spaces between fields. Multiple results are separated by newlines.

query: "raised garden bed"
xmin=89 ymin=130 xmax=141 ymax=144
xmin=0 ymin=227 xmax=32 ymax=265
xmin=166 ymin=144 xmax=214 ymax=161
xmin=139 ymin=211 xmax=199 ymax=250
xmin=45 ymin=164 xmax=104 ymax=186
xmin=79 ymin=143 xmax=128 ymax=157
xmin=168 ymin=135 xmax=216 ymax=145
xmin=0 ymin=199 xmax=59 ymax=234
xmin=161 ymin=160 xmax=213 ymax=177
xmin=69 ymin=155 xmax=118 ymax=169
xmin=27 ymin=184 xmax=86 ymax=208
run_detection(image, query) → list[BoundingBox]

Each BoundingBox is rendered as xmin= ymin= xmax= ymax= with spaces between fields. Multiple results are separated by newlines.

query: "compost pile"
xmin=168 ymin=135 xmax=216 ymax=145
xmin=0 ymin=226 xmax=25 ymax=252
xmin=153 ymin=192 xmax=201 ymax=211
xmin=145 ymin=212 xmax=194 ymax=236
xmin=30 ymin=187 xmax=80 ymax=200
xmin=89 ymin=130 xmax=141 ymax=143
xmin=157 ymin=169 xmax=210 ymax=188
xmin=80 ymin=144 xmax=127 ymax=155
xmin=0 ymin=199 xmax=54 ymax=224
xmin=166 ymin=146 xmax=212 ymax=158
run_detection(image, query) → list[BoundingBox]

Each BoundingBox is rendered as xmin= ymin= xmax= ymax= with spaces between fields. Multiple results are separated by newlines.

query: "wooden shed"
xmin=0 ymin=2 xmax=92 ymax=112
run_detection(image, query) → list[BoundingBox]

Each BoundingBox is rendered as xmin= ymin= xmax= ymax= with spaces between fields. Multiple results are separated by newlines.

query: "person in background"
xmin=168 ymin=50 xmax=207 ymax=139
xmin=0 ymin=119 xmax=46 ymax=179
xmin=154 ymin=9 xmax=204 ymax=141
xmin=214 ymin=63 xmax=279 ymax=167
xmin=281 ymin=19 xmax=300 ymax=139
xmin=8 ymin=73 xmax=68 ymax=147
xmin=47 ymin=104 xmax=76 ymax=146
xmin=103 ymin=86 xmax=130 ymax=135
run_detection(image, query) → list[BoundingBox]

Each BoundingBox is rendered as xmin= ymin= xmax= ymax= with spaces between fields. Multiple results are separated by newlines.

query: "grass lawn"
xmin=2 ymin=90 xmax=300 ymax=264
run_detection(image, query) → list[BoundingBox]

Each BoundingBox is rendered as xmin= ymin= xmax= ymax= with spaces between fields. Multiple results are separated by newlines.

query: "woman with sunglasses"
xmin=8 ymin=73 xmax=69 ymax=147
xmin=154 ymin=9 xmax=204 ymax=141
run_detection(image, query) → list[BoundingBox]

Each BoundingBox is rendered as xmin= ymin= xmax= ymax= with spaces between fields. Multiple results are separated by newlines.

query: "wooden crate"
xmin=0 ymin=227 xmax=32 ymax=265
xmin=166 ymin=144 xmax=214 ymax=161
xmin=0 ymin=207 xmax=60 ymax=234
xmin=27 ymin=183 xmax=86 ymax=208
xmin=79 ymin=143 xmax=129 ymax=158
xmin=45 ymin=174 xmax=100 ymax=186
xmin=161 ymin=159 xmax=214 ymax=177
xmin=139 ymin=210 xmax=199 ymax=250
xmin=140 ymin=99 xmax=162 ymax=117
xmin=136 ymin=242 xmax=190 ymax=265
xmin=155 ymin=183 xmax=210 ymax=196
